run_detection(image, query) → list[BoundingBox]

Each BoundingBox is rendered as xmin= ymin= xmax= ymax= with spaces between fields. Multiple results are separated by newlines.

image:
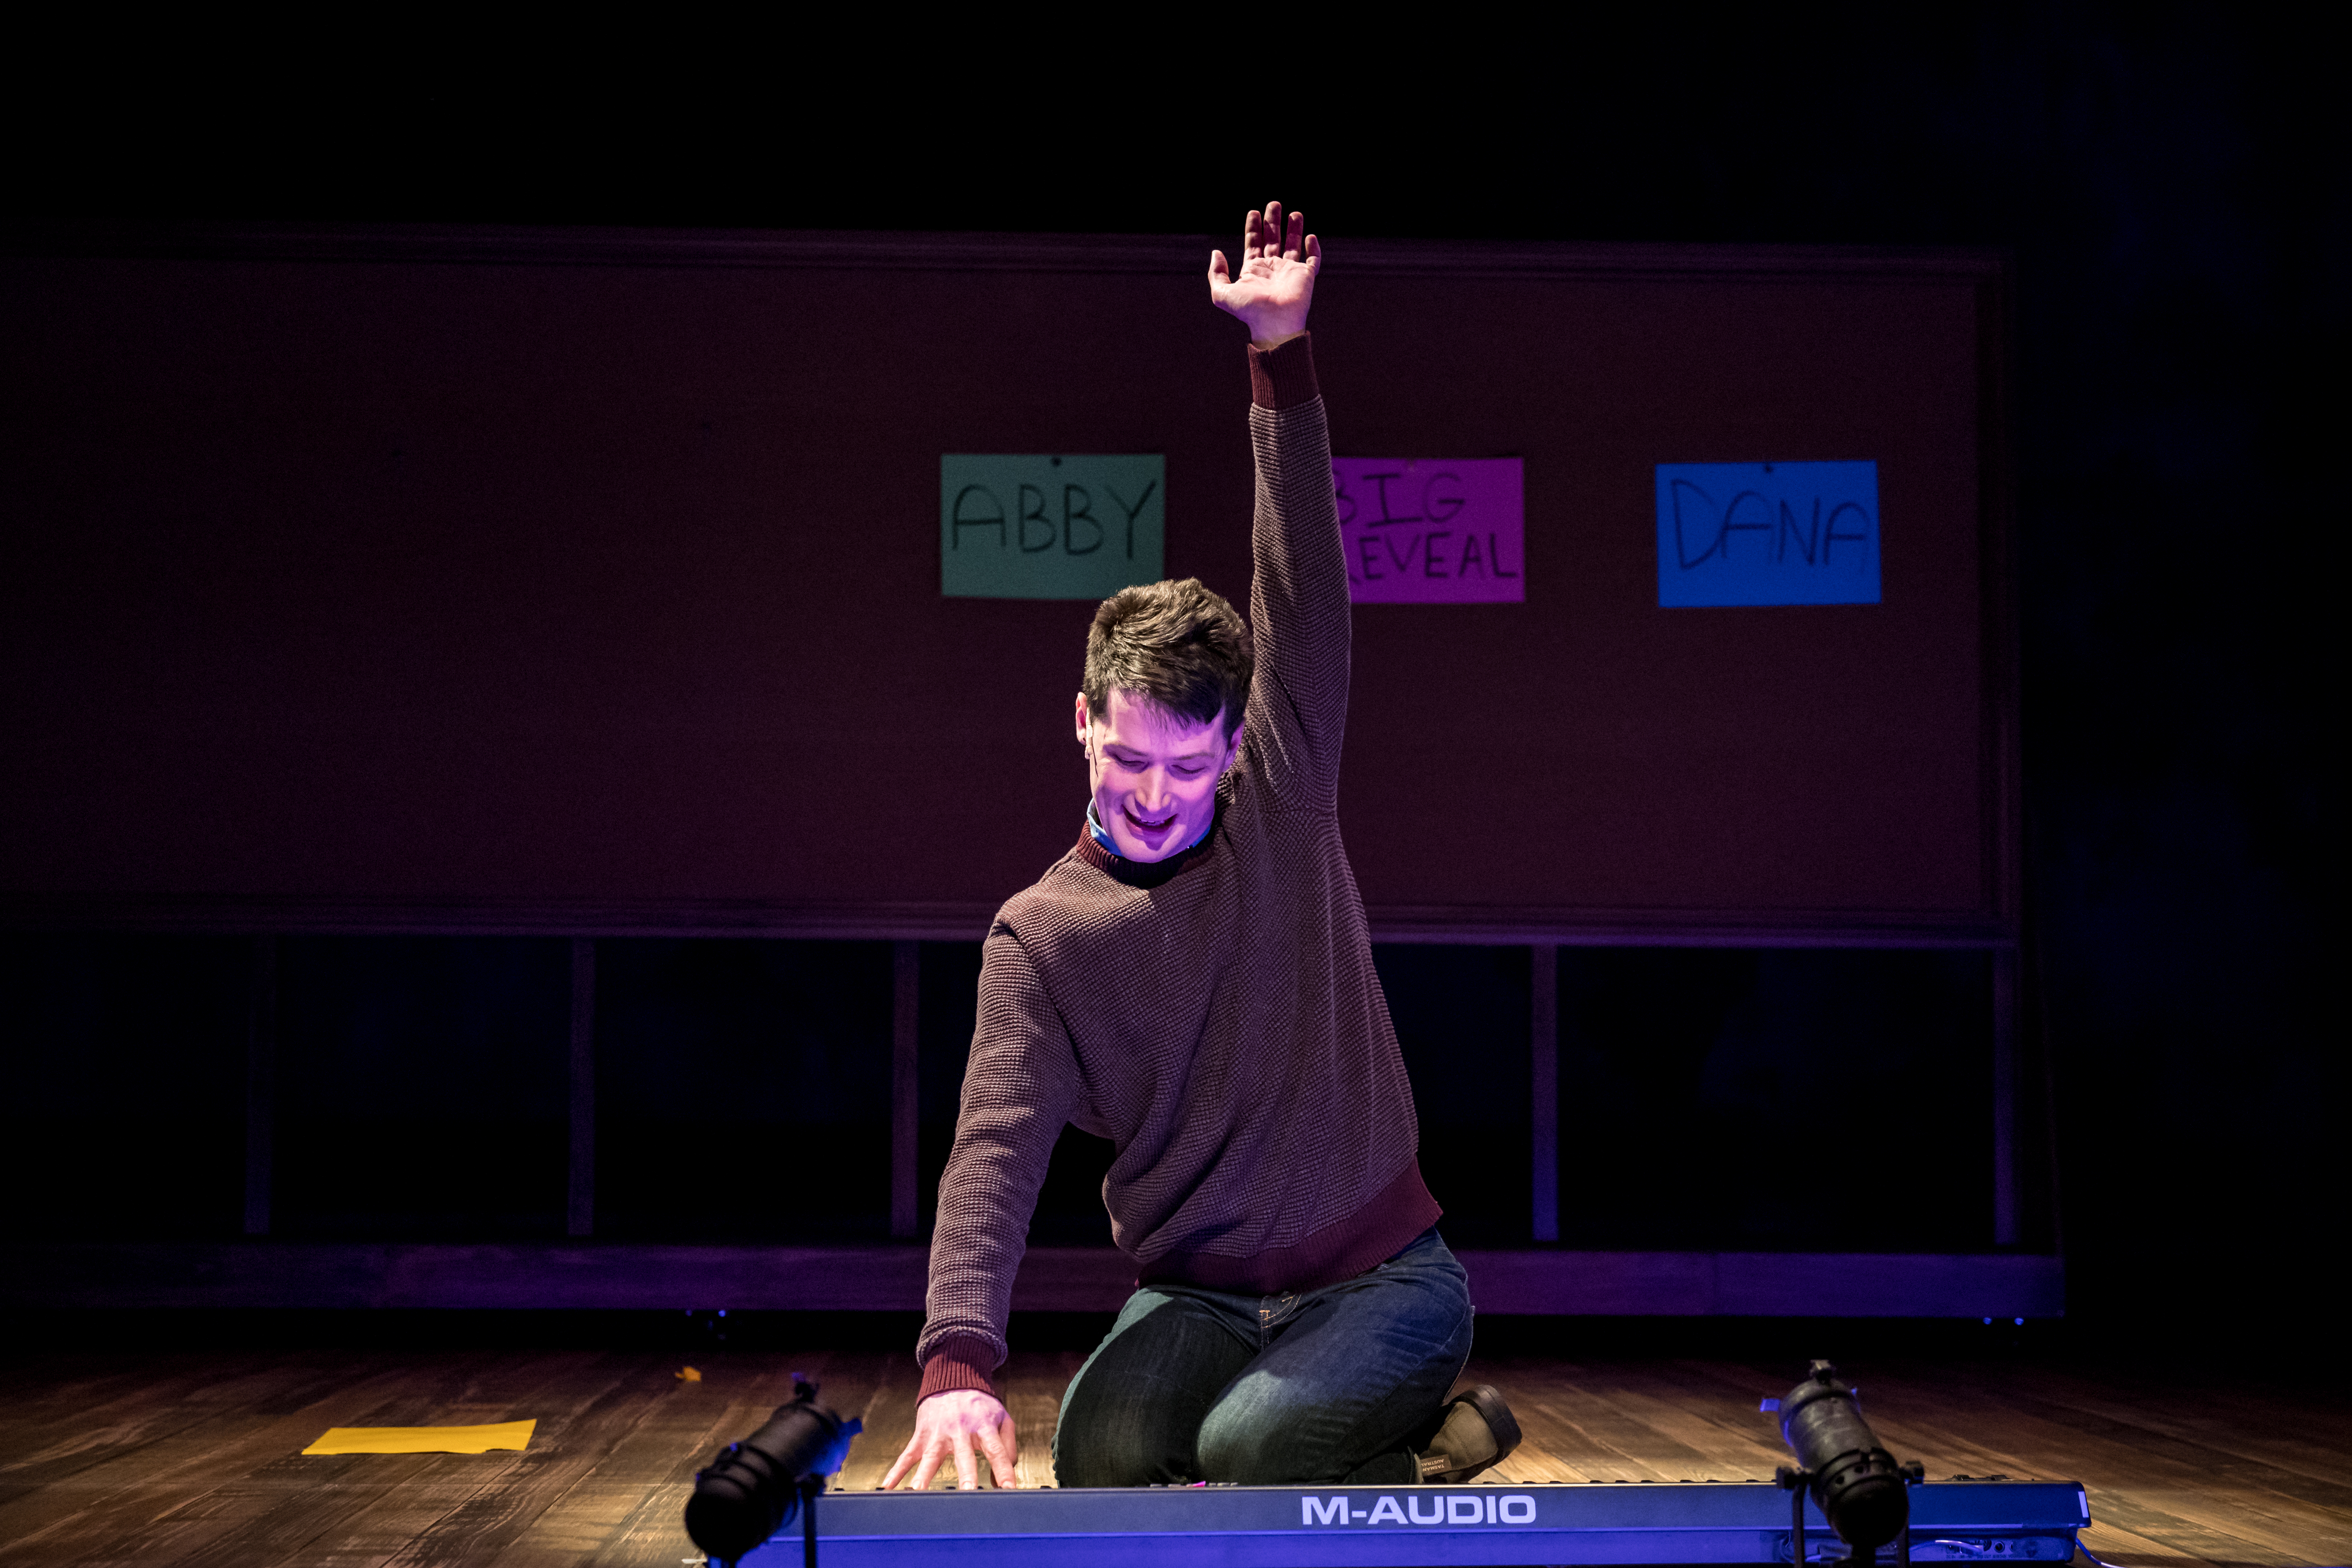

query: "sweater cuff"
xmin=918 ymin=1336 xmax=1002 ymax=1402
xmin=1247 ymin=332 xmax=1320 ymax=410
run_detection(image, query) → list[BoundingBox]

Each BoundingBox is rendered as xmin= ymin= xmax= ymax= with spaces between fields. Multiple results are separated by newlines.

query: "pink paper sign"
xmin=1333 ymin=458 xmax=1524 ymax=603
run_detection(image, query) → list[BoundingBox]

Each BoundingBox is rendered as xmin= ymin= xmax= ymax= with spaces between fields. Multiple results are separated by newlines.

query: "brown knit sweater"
xmin=917 ymin=334 xmax=1439 ymax=1402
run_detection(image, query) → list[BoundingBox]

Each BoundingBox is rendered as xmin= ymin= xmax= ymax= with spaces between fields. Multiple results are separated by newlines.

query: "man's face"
xmin=1075 ymin=688 xmax=1240 ymax=863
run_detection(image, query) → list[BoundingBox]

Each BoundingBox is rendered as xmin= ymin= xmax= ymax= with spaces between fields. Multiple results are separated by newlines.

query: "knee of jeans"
xmin=1195 ymin=1401 xmax=1297 ymax=1485
xmin=1052 ymin=1406 xmax=1132 ymax=1487
xmin=1054 ymin=1385 xmax=1182 ymax=1488
xmin=1052 ymin=1436 xmax=1138 ymax=1489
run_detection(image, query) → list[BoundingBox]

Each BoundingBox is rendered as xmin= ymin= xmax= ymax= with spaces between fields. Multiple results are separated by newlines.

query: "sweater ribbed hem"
xmin=1248 ymin=332 xmax=1320 ymax=410
xmin=917 ymin=1334 xmax=1000 ymax=1402
xmin=1136 ymin=1158 xmax=1443 ymax=1296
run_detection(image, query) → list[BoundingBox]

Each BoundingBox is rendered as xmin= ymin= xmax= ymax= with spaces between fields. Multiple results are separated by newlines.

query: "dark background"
xmin=0 ymin=250 xmax=2004 ymax=925
xmin=1 ymin=9 xmax=2334 ymax=1351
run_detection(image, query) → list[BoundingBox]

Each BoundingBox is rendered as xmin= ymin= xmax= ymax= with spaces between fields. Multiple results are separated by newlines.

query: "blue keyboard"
xmin=741 ymin=1479 xmax=2090 ymax=1566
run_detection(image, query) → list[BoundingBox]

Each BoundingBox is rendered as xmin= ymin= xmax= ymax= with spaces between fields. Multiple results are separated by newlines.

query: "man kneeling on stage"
xmin=881 ymin=202 xmax=1520 ymax=1493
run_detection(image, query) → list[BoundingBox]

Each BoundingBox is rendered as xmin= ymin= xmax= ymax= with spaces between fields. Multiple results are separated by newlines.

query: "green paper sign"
xmin=941 ymin=454 xmax=1166 ymax=599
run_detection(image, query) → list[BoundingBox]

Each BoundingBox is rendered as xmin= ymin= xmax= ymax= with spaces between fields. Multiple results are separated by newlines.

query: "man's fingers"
xmin=952 ymin=1427 xmax=982 ymax=1491
xmin=881 ymin=1438 xmax=917 ymax=1490
xmin=908 ymin=1438 xmax=945 ymax=1491
xmin=1228 ymin=203 xmax=1319 ymax=285
xmin=979 ymin=1415 xmax=1021 ymax=1488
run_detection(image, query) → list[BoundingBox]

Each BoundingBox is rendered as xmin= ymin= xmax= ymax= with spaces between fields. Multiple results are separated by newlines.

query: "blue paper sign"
xmin=1655 ymin=461 xmax=1881 ymax=607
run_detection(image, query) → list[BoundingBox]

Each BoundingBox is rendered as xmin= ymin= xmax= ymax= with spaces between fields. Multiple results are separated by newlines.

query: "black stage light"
xmin=1771 ymin=1359 xmax=1923 ymax=1559
xmin=684 ymin=1376 xmax=862 ymax=1568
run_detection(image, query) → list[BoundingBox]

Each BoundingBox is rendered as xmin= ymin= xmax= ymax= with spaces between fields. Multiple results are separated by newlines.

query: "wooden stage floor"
xmin=2 ymin=1343 xmax=2345 ymax=1567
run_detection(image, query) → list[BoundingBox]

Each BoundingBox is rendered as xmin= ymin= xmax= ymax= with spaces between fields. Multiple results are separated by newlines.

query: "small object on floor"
xmin=1416 ymin=1383 xmax=1522 ymax=1482
xmin=302 ymin=1420 xmax=538 ymax=1455
xmin=677 ymin=1366 xmax=703 ymax=1381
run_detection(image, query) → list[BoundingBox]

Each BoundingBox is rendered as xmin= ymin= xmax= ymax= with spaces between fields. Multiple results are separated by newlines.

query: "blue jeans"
xmin=1051 ymin=1227 xmax=1473 ymax=1487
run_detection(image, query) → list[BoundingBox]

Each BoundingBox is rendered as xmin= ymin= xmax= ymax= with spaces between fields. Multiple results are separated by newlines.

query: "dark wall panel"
xmin=1552 ymin=947 xmax=1995 ymax=1251
xmin=274 ymin=935 xmax=568 ymax=1238
xmin=594 ymin=937 xmax=891 ymax=1242
xmin=0 ymin=233 xmax=2011 ymax=939
xmin=0 ymin=934 xmax=248 ymax=1238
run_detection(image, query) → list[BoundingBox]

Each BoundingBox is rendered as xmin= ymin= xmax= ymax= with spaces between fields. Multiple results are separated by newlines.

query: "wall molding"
xmin=0 ymin=1243 xmax=2063 ymax=1318
xmin=3 ymin=221 xmax=2009 ymax=283
xmin=0 ymin=894 xmax=2015 ymax=948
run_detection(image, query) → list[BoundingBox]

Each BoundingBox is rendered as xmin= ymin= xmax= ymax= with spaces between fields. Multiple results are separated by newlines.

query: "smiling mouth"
xmin=1123 ymin=805 xmax=1179 ymax=835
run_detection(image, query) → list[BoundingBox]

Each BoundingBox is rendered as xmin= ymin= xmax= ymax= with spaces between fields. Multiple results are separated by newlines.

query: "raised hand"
xmin=1209 ymin=200 xmax=1321 ymax=347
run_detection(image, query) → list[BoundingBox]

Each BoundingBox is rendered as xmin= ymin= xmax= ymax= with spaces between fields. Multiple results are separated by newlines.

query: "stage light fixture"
xmin=684 ymin=1376 xmax=862 ymax=1567
xmin=1770 ymin=1359 xmax=1923 ymax=1558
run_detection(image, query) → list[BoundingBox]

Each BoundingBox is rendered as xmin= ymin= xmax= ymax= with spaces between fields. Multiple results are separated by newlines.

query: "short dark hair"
xmin=1082 ymin=578 xmax=1254 ymax=738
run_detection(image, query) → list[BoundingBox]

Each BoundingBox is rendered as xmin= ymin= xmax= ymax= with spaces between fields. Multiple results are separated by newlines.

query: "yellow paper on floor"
xmin=302 ymin=1419 xmax=536 ymax=1455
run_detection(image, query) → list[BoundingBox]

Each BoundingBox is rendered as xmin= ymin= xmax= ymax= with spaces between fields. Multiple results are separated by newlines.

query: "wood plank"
xmin=996 ymin=1350 xmax=1074 ymax=1489
xmin=0 ymin=1353 xmax=279 ymax=1473
xmin=345 ymin=1356 xmax=683 ymax=1568
xmin=247 ymin=1361 xmax=635 ymax=1568
xmin=2075 ymin=1515 xmax=2234 ymax=1568
xmin=1774 ymin=1369 xmax=2320 ymax=1568
xmin=476 ymin=1357 xmax=802 ymax=1568
xmin=834 ymin=1349 xmax=922 ymax=1492
xmin=1853 ymin=1361 xmax=2352 ymax=1498
xmin=2003 ymin=1384 xmax=2352 ymax=1517
xmin=273 ymin=1448 xmax=530 ymax=1568
xmin=577 ymin=1352 xmax=880 ymax=1568
xmin=1529 ymin=1363 xmax=1801 ymax=1479
xmin=0 ymin=1350 xmax=205 ymax=1412
xmin=1463 ymin=1364 xmax=1639 ymax=1484
xmin=0 ymin=1352 xmax=388 ymax=1522
xmin=1 ymin=1347 xmax=2343 ymax=1566
xmin=0 ymin=1355 xmax=474 ymax=1568
xmin=1456 ymin=1359 xmax=1717 ymax=1481
xmin=1685 ymin=1356 xmax=2078 ymax=1479
xmin=37 ymin=1351 xmax=595 ymax=1568
xmin=2020 ymin=1365 xmax=2352 ymax=1489
xmin=1693 ymin=1357 xmax=2229 ymax=1565
xmin=0 ymin=1349 xmax=294 ymax=1442
xmin=1850 ymin=1369 xmax=2352 ymax=1568
xmin=2070 ymin=1491 xmax=2309 ymax=1568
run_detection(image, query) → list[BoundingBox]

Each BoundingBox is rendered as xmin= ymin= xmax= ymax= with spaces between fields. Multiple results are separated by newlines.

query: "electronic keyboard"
xmin=737 ymin=1477 xmax=2090 ymax=1566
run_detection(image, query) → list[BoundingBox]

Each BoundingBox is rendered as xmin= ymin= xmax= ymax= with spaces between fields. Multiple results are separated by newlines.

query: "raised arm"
xmin=1211 ymin=203 xmax=1347 ymax=808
